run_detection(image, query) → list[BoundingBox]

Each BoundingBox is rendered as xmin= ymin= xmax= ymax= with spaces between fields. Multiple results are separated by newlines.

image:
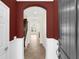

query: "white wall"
xmin=45 ymin=38 xmax=58 ymax=59
xmin=24 ymin=6 xmax=47 ymax=48
xmin=9 ymin=38 xmax=58 ymax=59
xmin=9 ymin=37 xmax=24 ymax=59
xmin=0 ymin=1 xmax=10 ymax=59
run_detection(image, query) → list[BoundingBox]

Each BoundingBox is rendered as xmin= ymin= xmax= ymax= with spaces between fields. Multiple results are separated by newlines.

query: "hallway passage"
xmin=24 ymin=44 xmax=45 ymax=59
xmin=24 ymin=34 xmax=45 ymax=59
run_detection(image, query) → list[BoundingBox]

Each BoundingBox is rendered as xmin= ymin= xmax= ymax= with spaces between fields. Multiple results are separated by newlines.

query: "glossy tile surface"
xmin=24 ymin=44 xmax=45 ymax=59
xmin=24 ymin=37 xmax=45 ymax=59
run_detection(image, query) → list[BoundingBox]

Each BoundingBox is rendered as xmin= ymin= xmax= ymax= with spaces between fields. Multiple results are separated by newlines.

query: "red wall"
xmin=53 ymin=0 xmax=59 ymax=39
xmin=16 ymin=0 xmax=59 ymax=39
xmin=2 ymin=0 xmax=59 ymax=40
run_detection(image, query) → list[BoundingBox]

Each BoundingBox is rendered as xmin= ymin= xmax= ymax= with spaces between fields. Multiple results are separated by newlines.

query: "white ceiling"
xmin=16 ymin=0 xmax=54 ymax=2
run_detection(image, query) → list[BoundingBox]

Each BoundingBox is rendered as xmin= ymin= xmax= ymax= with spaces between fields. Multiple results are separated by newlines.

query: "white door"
xmin=0 ymin=1 xmax=10 ymax=59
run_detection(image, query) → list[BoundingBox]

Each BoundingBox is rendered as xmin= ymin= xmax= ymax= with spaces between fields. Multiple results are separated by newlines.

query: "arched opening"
xmin=24 ymin=6 xmax=46 ymax=59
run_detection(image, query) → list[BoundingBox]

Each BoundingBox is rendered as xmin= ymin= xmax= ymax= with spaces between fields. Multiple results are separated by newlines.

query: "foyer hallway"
xmin=24 ymin=35 xmax=45 ymax=59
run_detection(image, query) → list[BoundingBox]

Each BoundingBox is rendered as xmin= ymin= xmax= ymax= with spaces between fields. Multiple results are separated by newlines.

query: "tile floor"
xmin=24 ymin=44 xmax=45 ymax=59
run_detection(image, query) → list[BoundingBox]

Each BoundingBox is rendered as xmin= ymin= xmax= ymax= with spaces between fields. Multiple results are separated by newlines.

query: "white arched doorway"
xmin=24 ymin=6 xmax=58 ymax=59
xmin=24 ymin=6 xmax=47 ymax=48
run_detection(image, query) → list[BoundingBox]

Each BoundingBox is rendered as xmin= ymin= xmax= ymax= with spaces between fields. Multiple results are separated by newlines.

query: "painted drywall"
xmin=9 ymin=37 xmax=24 ymax=59
xmin=46 ymin=38 xmax=58 ymax=59
xmin=2 ymin=0 xmax=59 ymax=39
xmin=0 ymin=1 xmax=59 ymax=59
xmin=0 ymin=1 xmax=10 ymax=59
xmin=24 ymin=6 xmax=46 ymax=47
xmin=16 ymin=1 xmax=59 ymax=39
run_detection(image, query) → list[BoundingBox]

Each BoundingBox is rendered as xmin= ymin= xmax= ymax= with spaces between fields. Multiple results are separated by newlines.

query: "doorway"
xmin=24 ymin=6 xmax=46 ymax=59
xmin=0 ymin=1 xmax=10 ymax=59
